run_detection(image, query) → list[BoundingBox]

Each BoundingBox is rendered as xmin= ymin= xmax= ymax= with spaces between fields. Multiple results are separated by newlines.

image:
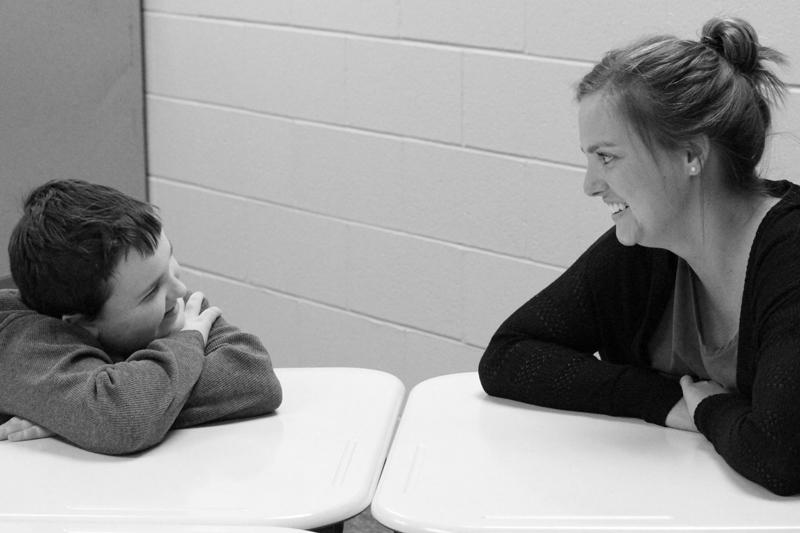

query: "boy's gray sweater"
xmin=0 ymin=289 xmax=282 ymax=455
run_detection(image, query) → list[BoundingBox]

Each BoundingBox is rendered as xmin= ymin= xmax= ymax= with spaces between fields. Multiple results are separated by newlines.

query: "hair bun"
xmin=700 ymin=17 xmax=761 ymax=75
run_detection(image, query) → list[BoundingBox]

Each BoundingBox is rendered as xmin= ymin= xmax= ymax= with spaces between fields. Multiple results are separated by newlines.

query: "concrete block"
xmin=462 ymin=251 xmax=563 ymax=347
xmin=149 ymin=178 xmax=254 ymax=281
xmin=401 ymin=0 xmax=525 ymax=51
xmin=243 ymin=202 xmax=350 ymax=307
xmin=347 ymin=225 xmax=464 ymax=339
xmin=463 ymin=52 xmax=590 ymax=163
xmin=346 ymin=39 xmax=462 ymax=143
xmin=398 ymin=141 xmax=530 ymax=255
xmin=144 ymin=14 xmax=248 ymax=103
xmin=402 ymin=332 xmax=484 ymax=388
xmin=764 ymin=90 xmax=800 ymax=182
xmin=150 ymin=178 xmax=350 ymax=308
xmin=144 ymin=0 xmax=291 ymax=23
xmin=238 ymin=25 xmax=348 ymax=123
xmin=525 ymin=0 xmax=800 ymax=84
xmin=145 ymin=14 xmax=348 ymax=123
xmin=291 ymin=123 xmax=406 ymax=220
xmin=146 ymin=97 xmax=296 ymax=198
xmin=290 ymin=0 xmax=400 ymax=36
xmin=521 ymin=163 xmax=611 ymax=266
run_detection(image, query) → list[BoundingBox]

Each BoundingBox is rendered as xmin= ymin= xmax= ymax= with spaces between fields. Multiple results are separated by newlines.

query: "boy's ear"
xmin=62 ymin=313 xmax=99 ymax=338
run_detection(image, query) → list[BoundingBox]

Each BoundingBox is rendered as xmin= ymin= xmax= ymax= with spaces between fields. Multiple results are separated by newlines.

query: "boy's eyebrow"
xmin=137 ymin=239 xmax=174 ymax=301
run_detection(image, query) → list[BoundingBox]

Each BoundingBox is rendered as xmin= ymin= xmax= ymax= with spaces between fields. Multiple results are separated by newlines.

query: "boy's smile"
xmin=76 ymin=231 xmax=188 ymax=357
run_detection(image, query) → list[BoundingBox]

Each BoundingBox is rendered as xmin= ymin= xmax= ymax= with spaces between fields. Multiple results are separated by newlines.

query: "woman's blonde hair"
xmin=577 ymin=17 xmax=787 ymax=192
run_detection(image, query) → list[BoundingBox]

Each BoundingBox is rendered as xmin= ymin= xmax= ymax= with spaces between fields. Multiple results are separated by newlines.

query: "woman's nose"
xmin=583 ymin=167 xmax=606 ymax=197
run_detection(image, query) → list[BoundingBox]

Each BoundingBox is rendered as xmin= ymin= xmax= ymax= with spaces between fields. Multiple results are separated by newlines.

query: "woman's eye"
xmin=598 ymin=153 xmax=615 ymax=165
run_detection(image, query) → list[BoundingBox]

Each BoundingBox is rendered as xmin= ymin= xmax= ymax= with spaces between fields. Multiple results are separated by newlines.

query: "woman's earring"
xmin=690 ymin=166 xmax=697 ymax=175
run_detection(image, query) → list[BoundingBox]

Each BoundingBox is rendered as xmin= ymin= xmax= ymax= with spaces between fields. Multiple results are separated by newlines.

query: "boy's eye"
xmin=143 ymin=286 xmax=159 ymax=300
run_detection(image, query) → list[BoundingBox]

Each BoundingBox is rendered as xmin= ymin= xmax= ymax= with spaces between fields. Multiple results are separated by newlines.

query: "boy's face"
xmin=82 ymin=231 xmax=188 ymax=356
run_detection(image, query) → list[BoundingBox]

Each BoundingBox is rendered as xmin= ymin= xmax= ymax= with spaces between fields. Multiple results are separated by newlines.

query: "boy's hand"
xmin=0 ymin=416 xmax=54 ymax=442
xmin=180 ymin=292 xmax=222 ymax=345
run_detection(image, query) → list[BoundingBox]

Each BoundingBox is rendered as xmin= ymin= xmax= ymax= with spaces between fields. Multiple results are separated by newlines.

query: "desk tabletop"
xmin=371 ymin=372 xmax=800 ymax=532
xmin=0 ymin=367 xmax=404 ymax=530
xmin=5 ymin=524 xmax=311 ymax=533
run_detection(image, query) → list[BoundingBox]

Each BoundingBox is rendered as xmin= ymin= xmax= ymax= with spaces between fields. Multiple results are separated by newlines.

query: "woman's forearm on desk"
xmin=480 ymin=337 xmax=682 ymax=424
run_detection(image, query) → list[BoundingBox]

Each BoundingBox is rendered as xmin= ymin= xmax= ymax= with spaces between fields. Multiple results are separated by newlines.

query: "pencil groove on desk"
xmin=332 ymin=440 xmax=358 ymax=486
xmin=403 ymin=444 xmax=425 ymax=494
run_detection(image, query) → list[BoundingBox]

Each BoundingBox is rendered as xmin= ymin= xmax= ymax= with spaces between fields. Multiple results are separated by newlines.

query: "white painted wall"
xmin=143 ymin=0 xmax=800 ymax=388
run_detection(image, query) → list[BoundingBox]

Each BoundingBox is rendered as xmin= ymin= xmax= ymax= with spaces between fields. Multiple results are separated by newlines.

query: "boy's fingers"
xmin=201 ymin=306 xmax=222 ymax=327
xmin=0 ymin=417 xmax=23 ymax=440
xmin=184 ymin=292 xmax=205 ymax=316
xmin=8 ymin=425 xmax=53 ymax=442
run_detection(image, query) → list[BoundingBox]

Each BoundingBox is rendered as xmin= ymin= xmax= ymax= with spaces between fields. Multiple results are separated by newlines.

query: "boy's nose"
xmin=168 ymin=277 xmax=187 ymax=301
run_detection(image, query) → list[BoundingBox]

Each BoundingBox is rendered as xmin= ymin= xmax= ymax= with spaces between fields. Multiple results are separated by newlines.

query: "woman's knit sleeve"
xmin=479 ymin=230 xmax=682 ymax=425
xmin=693 ymin=226 xmax=800 ymax=496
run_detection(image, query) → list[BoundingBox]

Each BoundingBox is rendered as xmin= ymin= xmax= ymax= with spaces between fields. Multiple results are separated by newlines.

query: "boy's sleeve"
xmin=0 ymin=313 xmax=206 ymax=455
xmin=172 ymin=308 xmax=282 ymax=429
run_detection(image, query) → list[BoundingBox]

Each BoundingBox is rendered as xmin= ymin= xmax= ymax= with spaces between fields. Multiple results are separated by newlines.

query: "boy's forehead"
xmin=107 ymin=232 xmax=171 ymax=299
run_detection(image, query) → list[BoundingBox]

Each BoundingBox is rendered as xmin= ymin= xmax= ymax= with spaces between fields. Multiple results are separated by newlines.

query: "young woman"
xmin=479 ymin=17 xmax=800 ymax=496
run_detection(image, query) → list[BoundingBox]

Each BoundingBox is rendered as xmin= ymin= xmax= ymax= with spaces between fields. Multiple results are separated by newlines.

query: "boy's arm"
xmin=173 ymin=307 xmax=282 ymax=428
xmin=0 ymin=314 xmax=207 ymax=455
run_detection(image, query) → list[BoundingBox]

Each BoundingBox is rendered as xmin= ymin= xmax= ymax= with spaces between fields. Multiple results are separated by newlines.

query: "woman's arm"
xmin=690 ymin=307 xmax=800 ymax=495
xmin=479 ymin=230 xmax=683 ymax=425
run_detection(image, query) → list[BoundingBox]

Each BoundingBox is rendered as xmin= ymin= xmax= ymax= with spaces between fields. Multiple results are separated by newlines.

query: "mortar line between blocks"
xmin=182 ymin=265 xmax=488 ymax=351
xmin=145 ymin=94 xmax=585 ymax=173
xmin=143 ymin=9 xmax=592 ymax=66
xmin=149 ymin=175 xmax=570 ymax=273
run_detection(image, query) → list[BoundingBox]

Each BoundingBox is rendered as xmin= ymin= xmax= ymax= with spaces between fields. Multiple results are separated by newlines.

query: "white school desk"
xmin=4 ymin=524 xmax=311 ymax=533
xmin=371 ymin=372 xmax=800 ymax=533
xmin=0 ymin=367 xmax=405 ymax=531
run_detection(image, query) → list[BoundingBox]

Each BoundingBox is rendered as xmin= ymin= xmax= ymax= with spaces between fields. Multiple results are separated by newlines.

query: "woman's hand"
xmin=0 ymin=416 xmax=54 ymax=442
xmin=680 ymin=375 xmax=727 ymax=419
xmin=665 ymin=397 xmax=698 ymax=432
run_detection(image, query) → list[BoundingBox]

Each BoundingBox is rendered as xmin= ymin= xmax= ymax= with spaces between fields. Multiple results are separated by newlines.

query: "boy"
xmin=0 ymin=179 xmax=281 ymax=454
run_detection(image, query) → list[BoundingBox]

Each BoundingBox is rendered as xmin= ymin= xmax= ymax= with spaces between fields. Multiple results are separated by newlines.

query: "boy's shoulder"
xmin=0 ymin=289 xmax=27 ymax=313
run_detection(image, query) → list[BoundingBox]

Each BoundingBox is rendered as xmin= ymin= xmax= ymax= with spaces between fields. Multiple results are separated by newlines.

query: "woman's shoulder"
xmin=747 ymin=180 xmax=800 ymax=296
xmin=757 ymin=179 xmax=800 ymax=247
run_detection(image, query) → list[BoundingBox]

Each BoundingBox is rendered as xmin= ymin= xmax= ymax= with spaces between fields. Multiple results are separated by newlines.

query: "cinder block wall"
xmin=143 ymin=0 xmax=800 ymax=388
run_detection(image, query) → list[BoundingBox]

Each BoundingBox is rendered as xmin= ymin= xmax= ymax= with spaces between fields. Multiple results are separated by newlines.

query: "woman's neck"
xmin=674 ymin=180 xmax=777 ymax=344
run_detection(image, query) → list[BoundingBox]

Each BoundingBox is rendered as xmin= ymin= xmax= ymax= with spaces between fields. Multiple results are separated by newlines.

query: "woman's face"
xmin=578 ymin=91 xmax=688 ymax=248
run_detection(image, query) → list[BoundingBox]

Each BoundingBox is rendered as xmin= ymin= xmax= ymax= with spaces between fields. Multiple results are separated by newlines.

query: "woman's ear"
xmin=685 ymin=135 xmax=710 ymax=176
xmin=62 ymin=313 xmax=100 ymax=338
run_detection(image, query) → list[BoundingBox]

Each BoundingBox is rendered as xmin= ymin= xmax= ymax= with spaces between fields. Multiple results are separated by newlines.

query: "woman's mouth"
xmin=608 ymin=202 xmax=629 ymax=215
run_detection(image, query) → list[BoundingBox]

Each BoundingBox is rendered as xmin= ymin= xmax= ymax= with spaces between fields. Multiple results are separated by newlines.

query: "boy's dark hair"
xmin=9 ymin=179 xmax=162 ymax=319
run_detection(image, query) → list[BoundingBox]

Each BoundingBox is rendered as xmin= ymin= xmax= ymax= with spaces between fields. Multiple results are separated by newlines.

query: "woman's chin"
xmin=615 ymin=225 xmax=640 ymax=247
